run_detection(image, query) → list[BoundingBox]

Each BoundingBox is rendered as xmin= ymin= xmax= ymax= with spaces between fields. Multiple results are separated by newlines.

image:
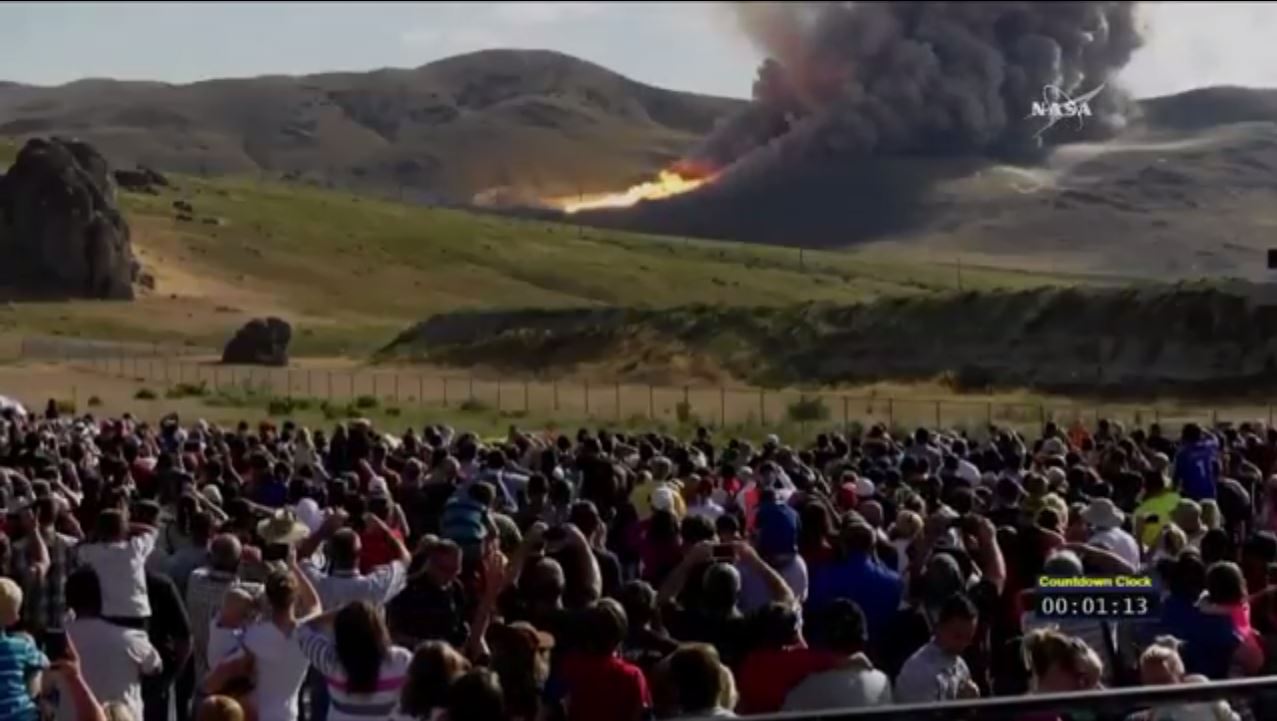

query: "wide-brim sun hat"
xmin=258 ymin=508 xmax=311 ymax=546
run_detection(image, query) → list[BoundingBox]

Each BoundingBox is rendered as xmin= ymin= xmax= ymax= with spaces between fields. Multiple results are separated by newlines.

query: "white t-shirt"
xmin=1089 ymin=527 xmax=1142 ymax=570
xmin=244 ymin=621 xmax=311 ymax=721
xmin=207 ymin=625 xmax=243 ymax=669
xmin=59 ymin=617 xmax=162 ymax=721
xmin=76 ymin=530 xmax=158 ymax=618
xmin=737 ymin=555 xmax=809 ymax=614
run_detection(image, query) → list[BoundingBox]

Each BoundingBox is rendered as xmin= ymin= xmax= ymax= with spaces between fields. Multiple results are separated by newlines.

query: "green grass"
xmin=0 ymin=162 xmax=1102 ymax=357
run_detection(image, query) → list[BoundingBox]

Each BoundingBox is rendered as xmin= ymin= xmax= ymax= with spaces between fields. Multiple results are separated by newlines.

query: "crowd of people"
xmin=0 ymin=398 xmax=1272 ymax=721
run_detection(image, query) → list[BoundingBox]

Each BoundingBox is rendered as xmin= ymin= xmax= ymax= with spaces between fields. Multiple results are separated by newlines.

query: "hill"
xmin=380 ymin=282 xmax=1277 ymax=397
xmin=0 ymin=162 xmax=1087 ymax=357
xmin=0 ymin=50 xmax=742 ymax=202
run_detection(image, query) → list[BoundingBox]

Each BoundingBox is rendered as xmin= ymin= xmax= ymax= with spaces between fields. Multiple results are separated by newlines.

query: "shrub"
xmin=385 ymin=407 xmax=402 ymax=418
xmin=165 ymin=381 xmax=210 ymax=399
xmin=675 ymin=400 xmax=694 ymax=424
xmin=786 ymin=396 xmax=831 ymax=423
xmin=355 ymin=395 xmax=379 ymax=410
xmin=87 ymin=396 xmax=103 ymax=408
xmin=55 ymin=399 xmax=76 ymax=415
xmin=134 ymin=388 xmax=158 ymax=401
xmin=459 ymin=399 xmax=490 ymax=413
xmin=266 ymin=397 xmax=296 ymax=416
xmin=293 ymin=398 xmax=313 ymax=411
xmin=321 ymin=401 xmax=341 ymax=420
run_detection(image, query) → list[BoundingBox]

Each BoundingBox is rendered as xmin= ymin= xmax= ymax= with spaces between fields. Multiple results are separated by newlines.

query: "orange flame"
xmin=560 ymin=170 xmax=713 ymax=214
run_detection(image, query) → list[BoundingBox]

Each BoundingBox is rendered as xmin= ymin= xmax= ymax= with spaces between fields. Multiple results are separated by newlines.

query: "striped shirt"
xmin=296 ymin=624 xmax=411 ymax=721
xmin=0 ymin=631 xmax=48 ymax=721
xmin=10 ymin=531 xmax=77 ymax=633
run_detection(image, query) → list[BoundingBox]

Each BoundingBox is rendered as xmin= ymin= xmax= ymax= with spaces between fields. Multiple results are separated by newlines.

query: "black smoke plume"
xmin=686 ymin=1 xmax=1145 ymax=175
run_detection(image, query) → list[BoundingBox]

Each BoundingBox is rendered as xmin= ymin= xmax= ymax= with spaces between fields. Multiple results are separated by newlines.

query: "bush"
xmin=165 ymin=381 xmax=210 ymax=399
xmin=675 ymin=400 xmax=694 ymax=424
xmin=87 ymin=396 xmax=103 ymax=408
xmin=55 ymin=399 xmax=76 ymax=415
xmin=786 ymin=396 xmax=830 ymax=423
xmin=266 ymin=397 xmax=296 ymax=416
xmin=354 ymin=395 xmax=379 ymax=410
xmin=459 ymin=398 xmax=490 ymax=413
xmin=321 ymin=401 xmax=342 ymax=420
xmin=134 ymin=388 xmax=158 ymax=400
xmin=385 ymin=407 xmax=402 ymax=418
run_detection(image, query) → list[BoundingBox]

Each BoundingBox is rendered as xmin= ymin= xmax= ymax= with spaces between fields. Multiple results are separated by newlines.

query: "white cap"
xmin=855 ymin=477 xmax=876 ymax=498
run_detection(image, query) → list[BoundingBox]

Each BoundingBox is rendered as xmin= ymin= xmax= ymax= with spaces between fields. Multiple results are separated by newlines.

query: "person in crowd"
xmin=141 ymin=568 xmax=191 ymax=721
xmin=62 ymin=567 xmax=163 ymax=721
xmin=235 ymin=559 xmax=320 ymax=721
xmin=559 ymin=598 xmax=651 ymax=721
xmin=894 ymin=594 xmax=982 ymax=703
xmin=656 ymin=644 xmax=737 ymax=718
xmin=386 ymin=537 xmax=467 ymax=649
xmin=782 ymin=599 xmax=893 ymax=712
xmin=76 ymin=508 xmax=157 ymax=628
xmin=185 ymin=535 xmax=264 ymax=695
xmin=0 ymin=577 xmax=48 ymax=721
xmin=1138 ymin=637 xmax=1241 ymax=721
xmin=296 ymin=600 xmax=414 ymax=721
xmin=396 ymin=641 xmax=470 ymax=721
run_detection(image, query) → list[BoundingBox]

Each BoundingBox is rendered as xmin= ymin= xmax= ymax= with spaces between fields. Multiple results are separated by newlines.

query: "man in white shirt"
xmin=298 ymin=512 xmax=410 ymax=612
xmin=237 ymin=562 xmax=320 ymax=721
xmin=895 ymin=594 xmax=980 ymax=703
xmin=784 ymin=600 xmax=892 ymax=712
xmin=75 ymin=508 xmax=158 ymax=627
xmin=60 ymin=566 xmax=162 ymax=721
xmin=1083 ymin=498 xmax=1142 ymax=570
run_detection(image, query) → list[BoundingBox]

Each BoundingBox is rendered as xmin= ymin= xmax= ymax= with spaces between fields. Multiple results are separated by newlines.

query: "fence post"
xmin=373 ymin=374 xmax=379 ymax=400
xmin=497 ymin=380 xmax=502 ymax=411
xmin=720 ymin=387 xmax=726 ymax=428
xmin=418 ymin=376 xmax=424 ymax=406
xmin=986 ymin=402 xmax=993 ymax=426
xmin=1039 ymin=404 xmax=1046 ymax=428
xmin=287 ymin=370 xmax=294 ymax=398
xmin=1212 ymin=408 xmax=1219 ymax=427
xmin=759 ymin=389 xmax=765 ymax=425
xmin=468 ymin=374 xmax=475 ymax=401
xmin=524 ymin=381 xmax=530 ymax=413
xmin=326 ymin=371 xmax=333 ymax=400
xmin=888 ymin=398 xmax=894 ymax=428
xmin=584 ymin=380 xmax=590 ymax=416
xmin=553 ymin=381 xmax=559 ymax=411
xmin=648 ymin=385 xmax=655 ymax=420
xmin=307 ymin=370 xmax=313 ymax=397
xmin=349 ymin=372 xmax=355 ymax=399
xmin=617 ymin=383 xmax=622 ymax=422
xmin=442 ymin=377 xmax=448 ymax=407
xmin=843 ymin=396 xmax=849 ymax=435
xmin=934 ymin=400 xmax=942 ymax=428
xmin=394 ymin=374 xmax=400 ymax=403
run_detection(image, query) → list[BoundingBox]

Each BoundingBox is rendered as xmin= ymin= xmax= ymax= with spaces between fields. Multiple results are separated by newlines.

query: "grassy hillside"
xmin=0 ymin=50 xmax=742 ymax=201
xmin=381 ymin=283 xmax=1277 ymax=397
xmin=0 ymin=166 xmax=1089 ymax=356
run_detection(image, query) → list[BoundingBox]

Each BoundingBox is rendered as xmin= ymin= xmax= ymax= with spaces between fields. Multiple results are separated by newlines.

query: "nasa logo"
xmin=1027 ymin=83 xmax=1106 ymax=139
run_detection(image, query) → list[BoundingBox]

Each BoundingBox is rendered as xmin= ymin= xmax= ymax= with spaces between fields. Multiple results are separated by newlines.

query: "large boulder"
xmin=0 ymin=137 xmax=138 ymax=299
xmin=222 ymin=317 xmax=292 ymax=366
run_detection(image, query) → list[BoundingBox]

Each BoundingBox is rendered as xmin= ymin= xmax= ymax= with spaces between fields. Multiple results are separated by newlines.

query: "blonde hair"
xmin=716 ymin=662 xmax=739 ymax=711
xmin=1140 ymin=636 xmax=1186 ymax=680
xmin=892 ymin=511 xmax=923 ymax=540
xmin=1023 ymin=627 xmax=1103 ymax=688
xmin=1200 ymin=500 xmax=1222 ymax=531
xmin=196 ymin=696 xmax=245 ymax=721
xmin=1158 ymin=523 xmax=1187 ymax=557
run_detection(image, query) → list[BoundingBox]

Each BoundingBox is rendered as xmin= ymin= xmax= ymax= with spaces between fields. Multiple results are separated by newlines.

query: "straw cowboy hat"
xmin=258 ymin=508 xmax=311 ymax=546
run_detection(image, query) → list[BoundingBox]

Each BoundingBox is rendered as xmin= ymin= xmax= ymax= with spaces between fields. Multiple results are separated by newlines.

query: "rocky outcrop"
xmin=222 ymin=317 xmax=292 ymax=366
xmin=0 ymin=137 xmax=138 ymax=299
xmin=113 ymin=165 xmax=169 ymax=194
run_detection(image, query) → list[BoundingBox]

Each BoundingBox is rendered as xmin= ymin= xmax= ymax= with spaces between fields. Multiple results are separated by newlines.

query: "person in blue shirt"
xmin=1175 ymin=424 xmax=1219 ymax=501
xmin=806 ymin=523 xmax=903 ymax=644
xmin=0 ymin=578 xmax=49 ymax=721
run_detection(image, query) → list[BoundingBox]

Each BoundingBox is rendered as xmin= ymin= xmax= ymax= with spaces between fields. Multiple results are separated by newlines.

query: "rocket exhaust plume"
xmin=563 ymin=2 xmax=1144 ymax=216
xmin=693 ymin=1 xmax=1145 ymax=176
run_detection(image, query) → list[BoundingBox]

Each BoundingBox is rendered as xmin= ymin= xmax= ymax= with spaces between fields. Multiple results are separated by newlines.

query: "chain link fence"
xmin=45 ymin=352 xmax=1276 ymax=437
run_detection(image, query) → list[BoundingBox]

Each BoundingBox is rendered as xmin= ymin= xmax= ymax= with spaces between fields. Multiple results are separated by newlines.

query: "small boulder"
xmin=222 ymin=317 xmax=292 ymax=366
xmin=173 ymin=200 xmax=194 ymax=213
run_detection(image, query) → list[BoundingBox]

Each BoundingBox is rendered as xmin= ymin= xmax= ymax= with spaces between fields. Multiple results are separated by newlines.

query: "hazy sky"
xmin=1 ymin=2 xmax=1276 ymax=98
